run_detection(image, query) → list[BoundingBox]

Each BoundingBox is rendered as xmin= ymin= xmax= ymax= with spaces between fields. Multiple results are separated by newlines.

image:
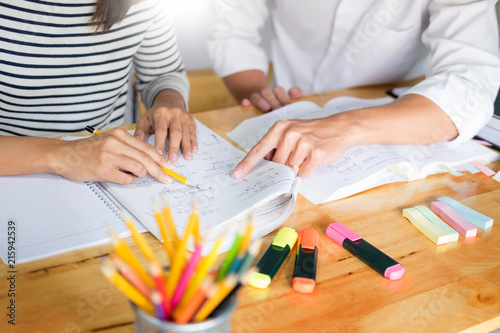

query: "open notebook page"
xmin=0 ymin=173 xmax=132 ymax=264
xmin=102 ymin=120 xmax=297 ymax=253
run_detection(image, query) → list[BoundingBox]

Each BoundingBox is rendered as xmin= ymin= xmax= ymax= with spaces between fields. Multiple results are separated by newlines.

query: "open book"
xmin=227 ymin=96 xmax=500 ymax=204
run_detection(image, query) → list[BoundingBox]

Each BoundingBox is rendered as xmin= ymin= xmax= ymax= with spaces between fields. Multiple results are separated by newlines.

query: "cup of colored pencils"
xmin=100 ymin=198 xmax=261 ymax=333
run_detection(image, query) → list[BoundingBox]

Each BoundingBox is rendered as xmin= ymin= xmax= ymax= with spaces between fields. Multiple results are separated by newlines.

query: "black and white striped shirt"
xmin=0 ymin=0 xmax=189 ymax=137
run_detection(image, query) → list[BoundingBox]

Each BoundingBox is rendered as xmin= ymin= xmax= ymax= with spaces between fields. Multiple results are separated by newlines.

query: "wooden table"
xmin=3 ymin=83 xmax=500 ymax=333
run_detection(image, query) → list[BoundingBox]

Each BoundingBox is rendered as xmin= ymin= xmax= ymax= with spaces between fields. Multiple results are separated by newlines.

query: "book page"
xmin=0 ymin=173 xmax=129 ymax=264
xmin=102 ymin=121 xmax=297 ymax=248
xmin=388 ymin=140 xmax=500 ymax=179
xmin=300 ymin=145 xmax=411 ymax=204
xmin=227 ymin=101 xmax=322 ymax=151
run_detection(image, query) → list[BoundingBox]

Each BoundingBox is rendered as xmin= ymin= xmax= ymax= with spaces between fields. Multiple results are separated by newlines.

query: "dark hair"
xmin=89 ymin=0 xmax=137 ymax=32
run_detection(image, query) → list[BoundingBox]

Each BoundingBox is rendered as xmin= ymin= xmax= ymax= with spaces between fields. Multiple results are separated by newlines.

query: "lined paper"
xmin=0 ymin=173 xmax=130 ymax=264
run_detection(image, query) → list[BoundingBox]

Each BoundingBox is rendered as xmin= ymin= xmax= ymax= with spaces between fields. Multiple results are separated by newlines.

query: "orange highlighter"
xmin=292 ymin=228 xmax=319 ymax=293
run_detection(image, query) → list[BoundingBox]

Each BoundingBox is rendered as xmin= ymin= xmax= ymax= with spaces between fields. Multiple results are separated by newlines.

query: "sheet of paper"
xmin=388 ymin=140 xmax=499 ymax=179
xmin=102 ymin=120 xmax=296 ymax=249
xmin=0 ymin=173 xmax=129 ymax=264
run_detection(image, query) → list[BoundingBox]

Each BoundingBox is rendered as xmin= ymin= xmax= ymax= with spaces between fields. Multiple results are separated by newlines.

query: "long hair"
xmin=89 ymin=0 xmax=137 ymax=32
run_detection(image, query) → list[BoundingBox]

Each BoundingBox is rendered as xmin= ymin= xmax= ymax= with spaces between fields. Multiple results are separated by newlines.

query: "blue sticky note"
xmin=437 ymin=196 xmax=493 ymax=229
xmin=460 ymin=163 xmax=480 ymax=174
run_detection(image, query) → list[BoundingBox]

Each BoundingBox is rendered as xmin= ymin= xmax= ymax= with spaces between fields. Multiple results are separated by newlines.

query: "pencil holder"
xmin=131 ymin=296 xmax=237 ymax=333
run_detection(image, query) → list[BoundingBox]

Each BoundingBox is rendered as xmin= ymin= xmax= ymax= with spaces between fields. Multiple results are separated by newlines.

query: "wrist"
xmin=44 ymin=139 xmax=73 ymax=176
xmin=152 ymin=89 xmax=186 ymax=111
xmin=325 ymin=111 xmax=369 ymax=147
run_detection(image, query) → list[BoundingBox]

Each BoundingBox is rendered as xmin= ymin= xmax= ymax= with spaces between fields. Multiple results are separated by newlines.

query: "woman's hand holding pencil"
xmin=99 ymin=199 xmax=261 ymax=324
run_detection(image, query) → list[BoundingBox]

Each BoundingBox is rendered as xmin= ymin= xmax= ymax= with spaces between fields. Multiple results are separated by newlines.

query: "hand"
xmin=232 ymin=115 xmax=354 ymax=179
xmin=134 ymin=90 xmax=197 ymax=163
xmin=241 ymin=86 xmax=302 ymax=112
xmin=58 ymin=128 xmax=176 ymax=185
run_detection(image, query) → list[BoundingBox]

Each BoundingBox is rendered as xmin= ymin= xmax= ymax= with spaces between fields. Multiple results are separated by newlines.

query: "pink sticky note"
xmin=430 ymin=201 xmax=477 ymax=238
xmin=469 ymin=160 xmax=496 ymax=176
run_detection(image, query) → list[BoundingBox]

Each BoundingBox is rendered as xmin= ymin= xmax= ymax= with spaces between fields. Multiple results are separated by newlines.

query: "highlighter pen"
xmin=249 ymin=227 xmax=298 ymax=289
xmin=292 ymin=228 xmax=319 ymax=293
xmin=326 ymin=222 xmax=404 ymax=280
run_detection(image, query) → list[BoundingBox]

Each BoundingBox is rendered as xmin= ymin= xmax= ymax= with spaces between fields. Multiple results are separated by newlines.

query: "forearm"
xmin=223 ymin=70 xmax=268 ymax=102
xmin=338 ymin=94 xmax=459 ymax=146
xmin=0 ymin=136 xmax=66 ymax=176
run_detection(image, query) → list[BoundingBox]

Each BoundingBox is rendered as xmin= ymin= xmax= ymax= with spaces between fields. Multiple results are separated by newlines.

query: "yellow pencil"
xmin=161 ymin=198 xmax=179 ymax=249
xmin=174 ymin=227 xmax=227 ymax=315
xmin=193 ymin=274 xmax=238 ymax=322
xmin=124 ymin=216 xmax=160 ymax=267
xmin=109 ymin=229 xmax=154 ymax=289
xmin=238 ymin=215 xmax=255 ymax=256
xmin=160 ymin=167 xmax=199 ymax=188
xmin=85 ymin=125 xmax=102 ymax=135
xmin=153 ymin=203 xmax=175 ymax=264
xmin=167 ymin=200 xmax=198 ymax=296
xmin=191 ymin=198 xmax=200 ymax=246
xmin=100 ymin=262 xmax=155 ymax=316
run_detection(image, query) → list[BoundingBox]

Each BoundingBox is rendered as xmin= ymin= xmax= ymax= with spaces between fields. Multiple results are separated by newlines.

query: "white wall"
xmin=166 ymin=0 xmax=271 ymax=70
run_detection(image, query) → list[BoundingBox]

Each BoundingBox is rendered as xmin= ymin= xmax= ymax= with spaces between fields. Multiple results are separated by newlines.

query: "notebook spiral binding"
xmin=86 ymin=182 xmax=123 ymax=219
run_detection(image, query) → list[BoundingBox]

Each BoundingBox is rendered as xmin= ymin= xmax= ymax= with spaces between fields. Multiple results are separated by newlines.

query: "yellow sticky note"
xmin=402 ymin=207 xmax=450 ymax=245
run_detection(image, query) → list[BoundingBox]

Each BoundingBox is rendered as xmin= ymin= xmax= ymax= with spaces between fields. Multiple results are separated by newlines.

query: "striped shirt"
xmin=0 ymin=0 xmax=189 ymax=137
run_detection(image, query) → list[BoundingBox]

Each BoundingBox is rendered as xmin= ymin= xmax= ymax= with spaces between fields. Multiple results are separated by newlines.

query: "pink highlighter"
xmin=326 ymin=222 xmax=405 ymax=280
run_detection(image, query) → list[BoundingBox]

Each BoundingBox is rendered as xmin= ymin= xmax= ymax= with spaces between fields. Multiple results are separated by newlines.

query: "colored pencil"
xmin=174 ymin=228 xmax=227 ymax=316
xmin=100 ymin=262 xmax=154 ymax=316
xmin=151 ymin=290 xmax=167 ymax=321
xmin=167 ymin=200 xmax=198 ymax=296
xmin=153 ymin=203 xmax=175 ymax=264
xmin=171 ymin=243 xmax=203 ymax=309
xmin=109 ymin=253 xmax=151 ymax=298
xmin=193 ymin=274 xmax=238 ymax=322
xmin=161 ymin=198 xmax=179 ymax=248
xmin=175 ymin=275 xmax=214 ymax=324
xmin=124 ymin=217 xmax=160 ymax=266
xmin=216 ymin=223 xmax=246 ymax=281
xmin=149 ymin=261 xmax=171 ymax=318
xmin=109 ymin=229 xmax=154 ymax=288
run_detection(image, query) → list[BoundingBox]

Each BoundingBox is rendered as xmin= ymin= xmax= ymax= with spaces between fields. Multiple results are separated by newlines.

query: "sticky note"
xmin=430 ymin=201 xmax=477 ymax=238
xmin=453 ymin=165 xmax=467 ymax=172
xmin=469 ymin=160 xmax=496 ymax=176
xmin=437 ymin=164 xmax=462 ymax=176
xmin=403 ymin=207 xmax=451 ymax=245
xmin=414 ymin=205 xmax=459 ymax=242
xmin=388 ymin=165 xmax=407 ymax=176
xmin=493 ymin=172 xmax=500 ymax=182
xmin=460 ymin=162 xmax=480 ymax=174
xmin=437 ymin=196 xmax=493 ymax=229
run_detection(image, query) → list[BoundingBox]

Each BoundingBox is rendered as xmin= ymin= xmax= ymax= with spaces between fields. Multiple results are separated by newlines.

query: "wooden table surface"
xmin=3 ymin=82 xmax=500 ymax=333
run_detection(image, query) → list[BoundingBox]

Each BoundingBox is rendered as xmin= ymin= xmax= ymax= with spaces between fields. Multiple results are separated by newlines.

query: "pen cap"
xmin=272 ymin=227 xmax=298 ymax=249
xmin=298 ymin=228 xmax=319 ymax=251
xmin=326 ymin=222 xmax=362 ymax=246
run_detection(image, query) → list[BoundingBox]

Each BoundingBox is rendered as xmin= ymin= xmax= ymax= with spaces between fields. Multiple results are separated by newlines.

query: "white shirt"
xmin=207 ymin=0 xmax=500 ymax=142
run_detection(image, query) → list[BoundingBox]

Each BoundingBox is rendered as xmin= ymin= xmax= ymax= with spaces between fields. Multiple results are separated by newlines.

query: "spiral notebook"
xmin=0 ymin=173 xmax=145 ymax=264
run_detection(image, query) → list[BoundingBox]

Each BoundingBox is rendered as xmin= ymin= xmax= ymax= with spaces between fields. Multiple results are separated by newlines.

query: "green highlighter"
xmin=249 ymin=227 xmax=298 ymax=289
